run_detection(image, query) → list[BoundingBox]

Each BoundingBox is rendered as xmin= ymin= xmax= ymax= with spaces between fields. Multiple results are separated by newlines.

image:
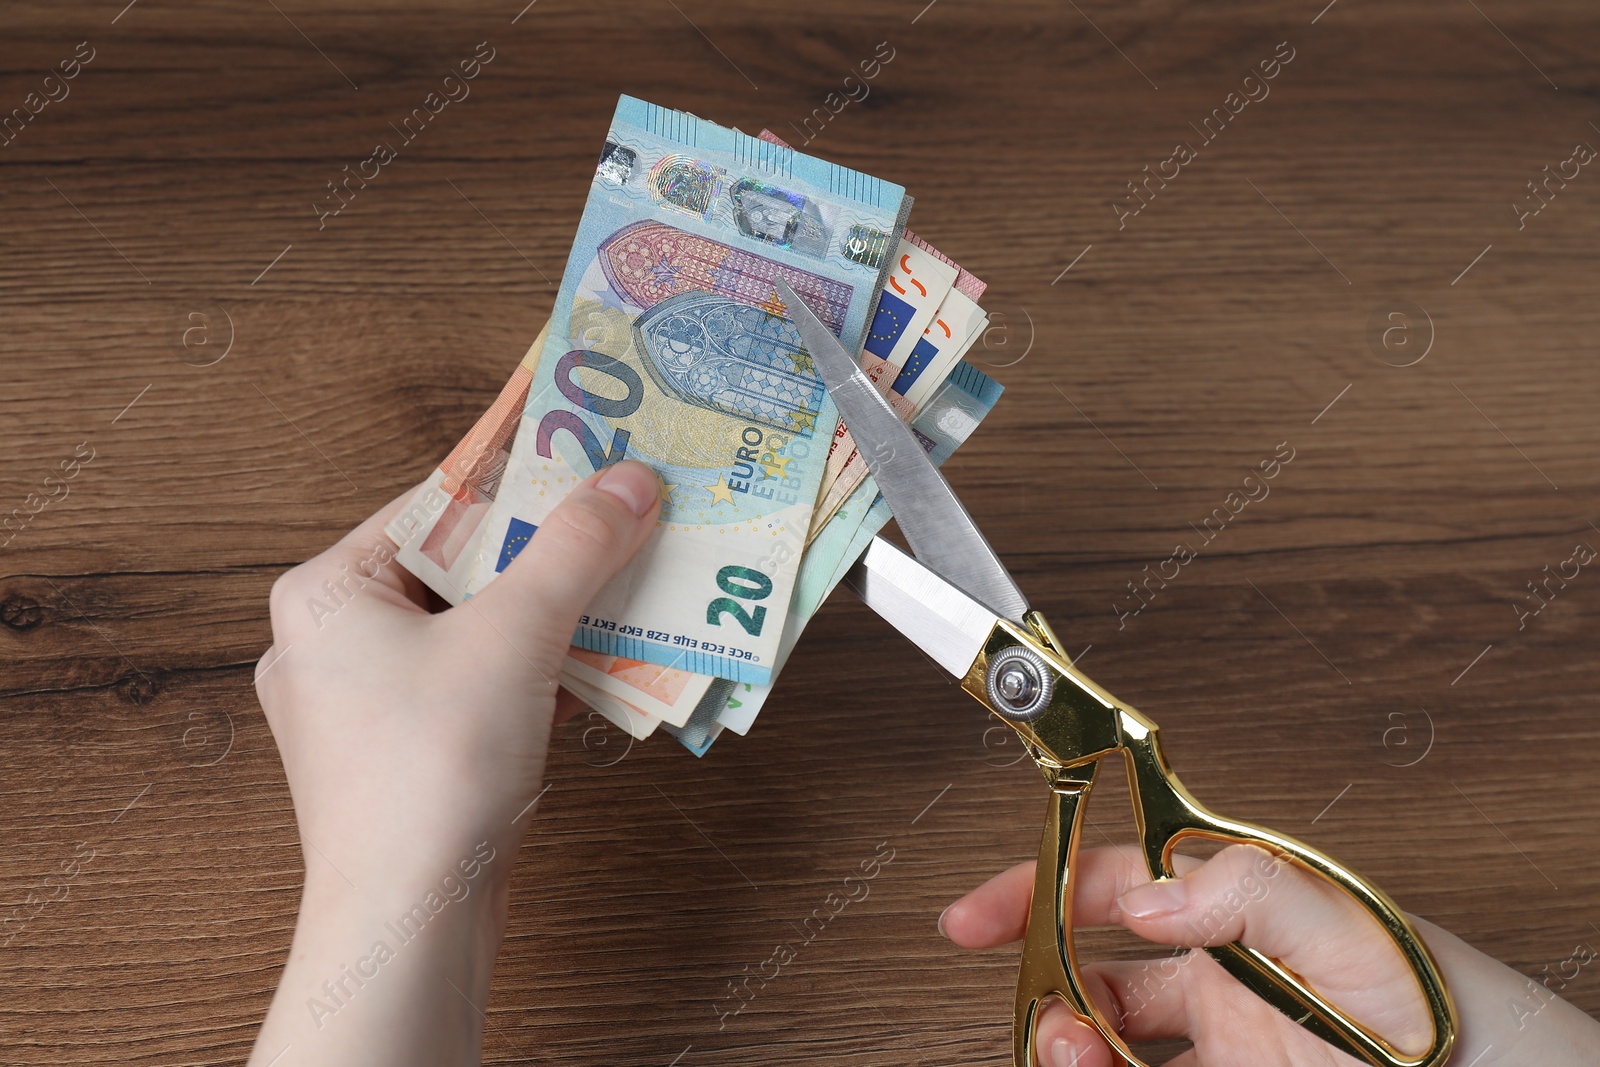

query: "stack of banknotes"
xmin=386 ymin=95 xmax=1002 ymax=755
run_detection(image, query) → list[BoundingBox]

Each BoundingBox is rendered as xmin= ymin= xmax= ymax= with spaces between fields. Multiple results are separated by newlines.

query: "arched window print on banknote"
xmin=633 ymin=292 xmax=825 ymax=437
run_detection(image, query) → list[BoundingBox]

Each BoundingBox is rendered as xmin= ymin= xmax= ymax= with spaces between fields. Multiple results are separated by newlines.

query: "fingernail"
xmin=1118 ymin=878 xmax=1188 ymax=920
xmin=937 ymin=903 xmax=954 ymax=939
xmin=1049 ymin=1035 xmax=1083 ymax=1067
xmin=595 ymin=462 xmax=658 ymax=518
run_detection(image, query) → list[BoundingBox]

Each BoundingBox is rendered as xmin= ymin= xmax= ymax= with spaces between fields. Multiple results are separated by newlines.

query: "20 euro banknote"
xmin=475 ymin=95 xmax=911 ymax=685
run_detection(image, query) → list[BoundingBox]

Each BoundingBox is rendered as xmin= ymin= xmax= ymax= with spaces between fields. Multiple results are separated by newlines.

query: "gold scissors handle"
xmin=964 ymin=614 xmax=1458 ymax=1067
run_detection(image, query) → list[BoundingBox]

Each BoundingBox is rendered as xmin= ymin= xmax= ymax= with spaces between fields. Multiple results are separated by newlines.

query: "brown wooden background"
xmin=1 ymin=1 xmax=1597 ymax=1063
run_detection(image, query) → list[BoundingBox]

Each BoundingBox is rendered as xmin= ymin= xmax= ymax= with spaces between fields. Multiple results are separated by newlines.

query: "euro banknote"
xmin=468 ymin=95 xmax=911 ymax=685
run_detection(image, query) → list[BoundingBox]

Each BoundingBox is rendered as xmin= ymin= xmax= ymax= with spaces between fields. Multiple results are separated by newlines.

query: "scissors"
xmin=773 ymin=279 xmax=1458 ymax=1067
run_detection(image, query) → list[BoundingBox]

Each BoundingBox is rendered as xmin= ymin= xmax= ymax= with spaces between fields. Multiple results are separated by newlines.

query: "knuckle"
xmin=1217 ymin=842 xmax=1270 ymax=878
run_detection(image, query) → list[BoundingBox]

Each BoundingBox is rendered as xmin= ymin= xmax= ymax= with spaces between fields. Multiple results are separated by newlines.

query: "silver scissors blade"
xmin=844 ymin=536 xmax=999 ymax=679
xmin=775 ymin=278 xmax=1029 ymax=622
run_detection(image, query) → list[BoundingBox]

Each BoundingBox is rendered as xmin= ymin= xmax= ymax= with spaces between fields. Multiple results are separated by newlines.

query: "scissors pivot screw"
xmin=986 ymin=645 xmax=1053 ymax=722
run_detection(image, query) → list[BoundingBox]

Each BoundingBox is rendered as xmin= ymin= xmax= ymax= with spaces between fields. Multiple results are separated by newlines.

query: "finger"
xmin=1030 ymin=968 xmax=1177 ymax=1067
xmin=456 ymin=461 xmax=660 ymax=676
xmin=1033 ymin=999 xmax=1118 ymax=1067
xmin=941 ymin=848 xmax=1204 ymax=949
xmin=940 ymin=859 xmax=1035 ymax=947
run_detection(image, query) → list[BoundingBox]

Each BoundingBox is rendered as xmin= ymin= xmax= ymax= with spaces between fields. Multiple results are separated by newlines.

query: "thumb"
xmin=457 ymin=460 xmax=660 ymax=673
xmin=1111 ymin=844 xmax=1348 ymax=959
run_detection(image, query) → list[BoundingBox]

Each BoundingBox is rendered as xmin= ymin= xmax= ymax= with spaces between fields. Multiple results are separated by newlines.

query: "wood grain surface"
xmin=2 ymin=1 xmax=1597 ymax=1063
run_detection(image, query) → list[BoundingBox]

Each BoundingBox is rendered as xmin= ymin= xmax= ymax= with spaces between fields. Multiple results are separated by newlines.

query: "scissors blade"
xmin=775 ymin=278 xmax=1030 ymax=622
xmin=844 ymin=536 xmax=1000 ymax=679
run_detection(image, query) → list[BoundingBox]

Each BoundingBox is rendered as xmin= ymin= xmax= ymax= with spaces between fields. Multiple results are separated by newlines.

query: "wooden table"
xmin=2 ymin=1 xmax=1596 ymax=1063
